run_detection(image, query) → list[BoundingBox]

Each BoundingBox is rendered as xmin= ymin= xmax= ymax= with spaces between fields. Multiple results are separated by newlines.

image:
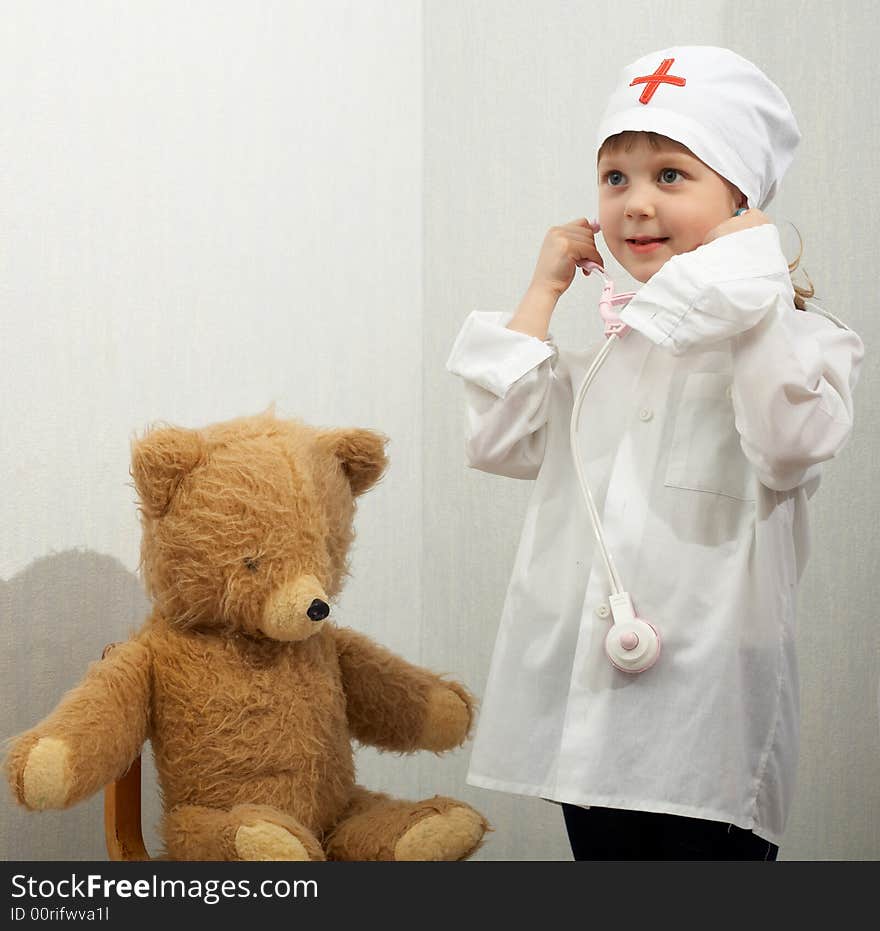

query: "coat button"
xmin=596 ymin=604 xmax=610 ymax=619
xmin=638 ymin=407 xmax=653 ymax=422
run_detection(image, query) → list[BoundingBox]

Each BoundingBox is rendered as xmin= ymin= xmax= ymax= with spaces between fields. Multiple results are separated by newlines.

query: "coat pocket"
xmin=664 ymin=372 xmax=756 ymax=502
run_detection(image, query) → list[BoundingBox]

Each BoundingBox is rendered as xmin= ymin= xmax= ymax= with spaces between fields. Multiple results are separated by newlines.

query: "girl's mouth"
xmin=626 ymin=238 xmax=669 ymax=253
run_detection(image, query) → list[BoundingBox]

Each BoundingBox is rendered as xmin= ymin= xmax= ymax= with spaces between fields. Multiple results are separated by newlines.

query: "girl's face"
xmin=597 ymin=133 xmax=745 ymax=283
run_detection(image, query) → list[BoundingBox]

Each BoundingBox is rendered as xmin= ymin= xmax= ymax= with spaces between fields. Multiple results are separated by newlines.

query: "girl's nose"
xmin=625 ymin=200 xmax=657 ymax=219
xmin=624 ymin=184 xmax=657 ymax=219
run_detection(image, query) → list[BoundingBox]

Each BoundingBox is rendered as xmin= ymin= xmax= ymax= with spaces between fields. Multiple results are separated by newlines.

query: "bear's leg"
xmin=325 ymin=786 xmax=489 ymax=861
xmin=162 ymin=803 xmax=326 ymax=861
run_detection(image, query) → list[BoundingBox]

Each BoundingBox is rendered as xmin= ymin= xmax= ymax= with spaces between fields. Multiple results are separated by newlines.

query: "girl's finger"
xmin=559 ymin=229 xmax=597 ymax=248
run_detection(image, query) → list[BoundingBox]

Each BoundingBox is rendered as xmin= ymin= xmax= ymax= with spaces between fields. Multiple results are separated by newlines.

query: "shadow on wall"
xmin=1 ymin=549 xmax=162 ymax=860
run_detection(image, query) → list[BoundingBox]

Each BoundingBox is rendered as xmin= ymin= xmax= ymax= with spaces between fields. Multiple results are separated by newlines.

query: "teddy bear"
xmin=5 ymin=408 xmax=489 ymax=861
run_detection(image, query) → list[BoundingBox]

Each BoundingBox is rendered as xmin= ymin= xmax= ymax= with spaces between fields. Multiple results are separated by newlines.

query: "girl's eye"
xmin=602 ymin=168 xmax=684 ymax=186
xmin=659 ymin=168 xmax=683 ymax=184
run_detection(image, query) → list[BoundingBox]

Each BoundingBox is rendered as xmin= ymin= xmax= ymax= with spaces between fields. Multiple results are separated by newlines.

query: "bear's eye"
xmin=243 ymin=556 xmax=261 ymax=572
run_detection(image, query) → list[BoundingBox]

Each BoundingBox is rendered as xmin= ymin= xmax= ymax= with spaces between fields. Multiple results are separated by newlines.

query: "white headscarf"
xmin=596 ymin=46 xmax=801 ymax=210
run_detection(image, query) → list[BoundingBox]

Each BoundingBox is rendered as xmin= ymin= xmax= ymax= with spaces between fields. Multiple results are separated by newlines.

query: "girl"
xmin=446 ymin=46 xmax=864 ymax=860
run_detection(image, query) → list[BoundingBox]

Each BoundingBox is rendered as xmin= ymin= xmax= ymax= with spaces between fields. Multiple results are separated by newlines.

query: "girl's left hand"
xmin=702 ymin=207 xmax=770 ymax=245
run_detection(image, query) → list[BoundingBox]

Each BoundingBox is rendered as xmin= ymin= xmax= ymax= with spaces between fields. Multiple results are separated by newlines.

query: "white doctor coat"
xmin=446 ymin=224 xmax=864 ymax=844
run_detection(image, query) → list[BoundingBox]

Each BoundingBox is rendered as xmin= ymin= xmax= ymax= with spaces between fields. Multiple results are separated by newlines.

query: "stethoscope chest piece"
xmin=605 ymin=617 xmax=661 ymax=674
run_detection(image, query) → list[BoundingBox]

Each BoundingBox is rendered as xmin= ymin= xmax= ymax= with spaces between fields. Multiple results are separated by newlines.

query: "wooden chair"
xmin=102 ymin=643 xmax=151 ymax=861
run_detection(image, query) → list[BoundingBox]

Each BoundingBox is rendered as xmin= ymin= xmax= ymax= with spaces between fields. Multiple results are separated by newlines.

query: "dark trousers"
xmin=562 ymin=804 xmax=779 ymax=860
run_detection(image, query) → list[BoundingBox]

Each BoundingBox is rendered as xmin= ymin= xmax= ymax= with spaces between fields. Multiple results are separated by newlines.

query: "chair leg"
xmin=100 ymin=641 xmax=151 ymax=861
xmin=104 ymin=755 xmax=150 ymax=861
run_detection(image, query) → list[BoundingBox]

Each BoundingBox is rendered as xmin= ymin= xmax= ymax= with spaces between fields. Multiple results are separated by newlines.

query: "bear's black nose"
xmin=307 ymin=599 xmax=330 ymax=622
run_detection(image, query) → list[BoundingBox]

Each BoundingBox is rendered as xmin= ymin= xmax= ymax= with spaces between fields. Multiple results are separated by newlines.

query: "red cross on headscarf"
xmin=630 ymin=58 xmax=686 ymax=105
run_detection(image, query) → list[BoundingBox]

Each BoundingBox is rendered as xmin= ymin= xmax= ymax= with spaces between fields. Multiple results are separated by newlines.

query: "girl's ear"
xmin=317 ymin=428 xmax=389 ymax=496
xmin=130 ymin=424 xmax=204 ymax=518
xmin=726 ymin=179 xmax=748 ymax=213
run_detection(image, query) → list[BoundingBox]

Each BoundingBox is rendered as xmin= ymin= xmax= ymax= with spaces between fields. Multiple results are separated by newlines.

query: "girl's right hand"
xmin=531 ymin=218 xmax=604 ymax=297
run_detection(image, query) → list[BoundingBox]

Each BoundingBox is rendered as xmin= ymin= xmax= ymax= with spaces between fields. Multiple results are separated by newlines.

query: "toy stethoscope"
xmin=571 ymin=210 xmax=750 ymax=672
xmin=570 ymin=218 xmax=662 ymax=674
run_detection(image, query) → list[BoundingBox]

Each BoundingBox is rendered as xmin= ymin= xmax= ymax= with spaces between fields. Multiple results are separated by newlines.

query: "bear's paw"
xmin=419 ymin=687 xmax=471 ymax=751
xmin=394 ymin=806 xmax=487 ymax=861
xmin=234 ymin=821 xmax=314 ymax=861
xmin=22 ymin=737 xmax=71 ymax=810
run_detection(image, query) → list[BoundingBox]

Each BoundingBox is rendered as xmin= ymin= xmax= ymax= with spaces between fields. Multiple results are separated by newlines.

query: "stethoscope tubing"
xmin=569 ymin=263 xmax=662 ymax=673
xmin=568 ymin=331 xmax=625 ymax=595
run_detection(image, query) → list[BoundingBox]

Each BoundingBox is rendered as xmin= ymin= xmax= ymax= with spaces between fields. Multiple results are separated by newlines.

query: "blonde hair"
xmin=786 ymin=226 xmax=814 ymax=311
xmin=598 ymin=131 xmax=813 ymax=309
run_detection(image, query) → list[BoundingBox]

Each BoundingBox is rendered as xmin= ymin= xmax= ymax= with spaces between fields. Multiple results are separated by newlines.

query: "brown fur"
xmin=5 ymin=409 xmax=489 ymax=860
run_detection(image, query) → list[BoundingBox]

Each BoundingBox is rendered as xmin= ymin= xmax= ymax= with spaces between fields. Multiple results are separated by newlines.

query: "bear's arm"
xmin=332 ymin=626 xmax=475 ymax=753
xmin=5 ymin=638 xmax=152 ymax=811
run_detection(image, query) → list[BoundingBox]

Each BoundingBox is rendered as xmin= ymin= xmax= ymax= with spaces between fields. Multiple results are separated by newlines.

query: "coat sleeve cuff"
xmin=618 ymin=224 xmax=792 ymax=355
xmin=445 ymin=311 xmax=556 ymax=399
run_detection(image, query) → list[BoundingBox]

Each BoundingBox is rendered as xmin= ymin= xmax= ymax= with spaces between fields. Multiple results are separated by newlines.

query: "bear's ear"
xmin=130 ymin=425 xmax=204 ymax=518
xmin=318 ymin=428 xmax=389 ymax=497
